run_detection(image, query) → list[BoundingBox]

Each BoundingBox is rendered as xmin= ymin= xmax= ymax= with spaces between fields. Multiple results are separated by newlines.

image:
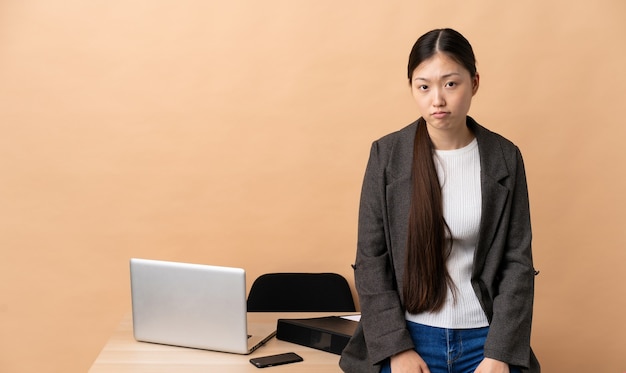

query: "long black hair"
xmin=403 ymin=28 xmax=477 ymax=314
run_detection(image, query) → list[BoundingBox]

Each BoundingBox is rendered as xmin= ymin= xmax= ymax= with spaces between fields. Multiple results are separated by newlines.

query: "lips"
xmin=431 ymin=111 xmax=450 ymax=119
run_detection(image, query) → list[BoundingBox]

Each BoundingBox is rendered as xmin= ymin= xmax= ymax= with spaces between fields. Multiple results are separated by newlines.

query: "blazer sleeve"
xmin=353 ymin=141 xmax=414 ymax=365
xmin=483 ymin=147 xmax=537 ymax=369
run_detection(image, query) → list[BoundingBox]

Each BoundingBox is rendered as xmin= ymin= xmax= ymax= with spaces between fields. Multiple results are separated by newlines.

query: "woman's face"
xmin=410 ymin=52 xmax=479 ymax=137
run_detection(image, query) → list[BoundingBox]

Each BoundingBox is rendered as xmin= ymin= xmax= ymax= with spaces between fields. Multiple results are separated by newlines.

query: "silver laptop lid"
xmin=130 ymin=258 xmax=251 ymax=354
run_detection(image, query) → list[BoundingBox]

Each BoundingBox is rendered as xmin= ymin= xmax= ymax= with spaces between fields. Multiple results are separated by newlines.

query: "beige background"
xmin=1 ymin=1 xmax=625 ymax=372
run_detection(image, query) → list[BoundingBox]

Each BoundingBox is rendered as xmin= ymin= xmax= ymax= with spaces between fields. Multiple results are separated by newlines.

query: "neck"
xmin=427 ymin=124 xmax=474 ymax=150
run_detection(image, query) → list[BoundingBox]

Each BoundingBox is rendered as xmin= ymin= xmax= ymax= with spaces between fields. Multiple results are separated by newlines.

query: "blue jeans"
xmin=380 ymin=321 xmax=521 ymax=373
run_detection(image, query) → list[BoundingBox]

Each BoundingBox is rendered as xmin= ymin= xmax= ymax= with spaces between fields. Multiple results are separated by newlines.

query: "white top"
xmin=405 ymin=138 xmax=489 ymax=329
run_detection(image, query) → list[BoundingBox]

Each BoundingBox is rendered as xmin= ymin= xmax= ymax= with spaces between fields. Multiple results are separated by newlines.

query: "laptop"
xmin=130 ymin=258 xmax=276 ymax=354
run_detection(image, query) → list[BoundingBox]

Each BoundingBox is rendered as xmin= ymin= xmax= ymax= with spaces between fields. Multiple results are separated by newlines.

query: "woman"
xmin=339 ymin=29 xmax=540 ymax=373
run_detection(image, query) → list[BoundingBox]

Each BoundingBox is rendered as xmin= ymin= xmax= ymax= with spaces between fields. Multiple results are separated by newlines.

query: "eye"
xmin=416 ymin=84 xmax=428 ymax=91
xmin=445 ymin=81 xmax=457 ymax=88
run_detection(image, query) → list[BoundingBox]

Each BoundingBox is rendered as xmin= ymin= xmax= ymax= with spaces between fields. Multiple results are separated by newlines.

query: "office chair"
xmin=247 ymin=272 xmax=356 ymax=312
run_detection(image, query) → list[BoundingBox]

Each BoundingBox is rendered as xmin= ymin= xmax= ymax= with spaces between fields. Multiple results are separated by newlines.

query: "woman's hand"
xmin=390 ymin=349 xmax=430 ymax=373
xmin=474 ymin=357 xmax=510 ymax=373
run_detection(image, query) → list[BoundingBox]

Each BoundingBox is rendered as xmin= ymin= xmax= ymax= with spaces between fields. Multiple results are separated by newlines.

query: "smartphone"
xmin=249 ymin=352 xmax=303 ymax=368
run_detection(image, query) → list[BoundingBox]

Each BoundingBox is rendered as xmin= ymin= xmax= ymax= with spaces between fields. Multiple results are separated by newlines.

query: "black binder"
xmin=276 ymin=316 xmax=358 ymax=355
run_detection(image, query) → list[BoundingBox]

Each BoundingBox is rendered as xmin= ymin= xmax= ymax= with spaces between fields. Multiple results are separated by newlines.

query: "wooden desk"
xmin=89 ymin=313 xmax=354 ymax=372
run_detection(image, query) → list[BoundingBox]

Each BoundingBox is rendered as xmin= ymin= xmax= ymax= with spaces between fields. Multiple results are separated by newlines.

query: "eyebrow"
xmin=413 ymin=72 xmax=462 ymax=82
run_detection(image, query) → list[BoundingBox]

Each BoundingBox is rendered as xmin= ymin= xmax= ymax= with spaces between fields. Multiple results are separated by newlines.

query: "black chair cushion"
xmin=247 ymin=272 xmax=356 ymax=312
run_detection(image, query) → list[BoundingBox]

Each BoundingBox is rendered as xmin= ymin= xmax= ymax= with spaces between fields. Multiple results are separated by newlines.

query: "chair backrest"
xmin=247 ymin=273 xmax=356 ymax=312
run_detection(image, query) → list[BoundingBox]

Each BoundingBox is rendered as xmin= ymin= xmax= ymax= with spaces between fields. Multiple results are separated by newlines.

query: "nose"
xmin=432 ymin=88 xmax=445 ymax=107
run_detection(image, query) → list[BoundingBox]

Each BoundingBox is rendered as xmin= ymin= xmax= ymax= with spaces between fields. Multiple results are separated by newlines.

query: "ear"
xmin=472 ymin=73 xmax=480 ymax=95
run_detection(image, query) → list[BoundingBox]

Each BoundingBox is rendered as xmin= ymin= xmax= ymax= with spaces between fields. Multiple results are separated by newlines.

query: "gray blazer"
xmin=340 ymin=117 xmax=540 ymax=372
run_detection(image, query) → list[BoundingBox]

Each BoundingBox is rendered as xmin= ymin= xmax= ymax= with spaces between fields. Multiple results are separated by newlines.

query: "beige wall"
xmin=1 ymin=1 xmax=625 ymax=372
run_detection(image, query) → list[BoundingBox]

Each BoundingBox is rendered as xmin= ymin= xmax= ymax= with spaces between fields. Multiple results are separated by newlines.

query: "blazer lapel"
xmin=472 ymin=121 xmax=510 ymax=274
xmin=385 ymin=123 xmax=416 ymax=291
